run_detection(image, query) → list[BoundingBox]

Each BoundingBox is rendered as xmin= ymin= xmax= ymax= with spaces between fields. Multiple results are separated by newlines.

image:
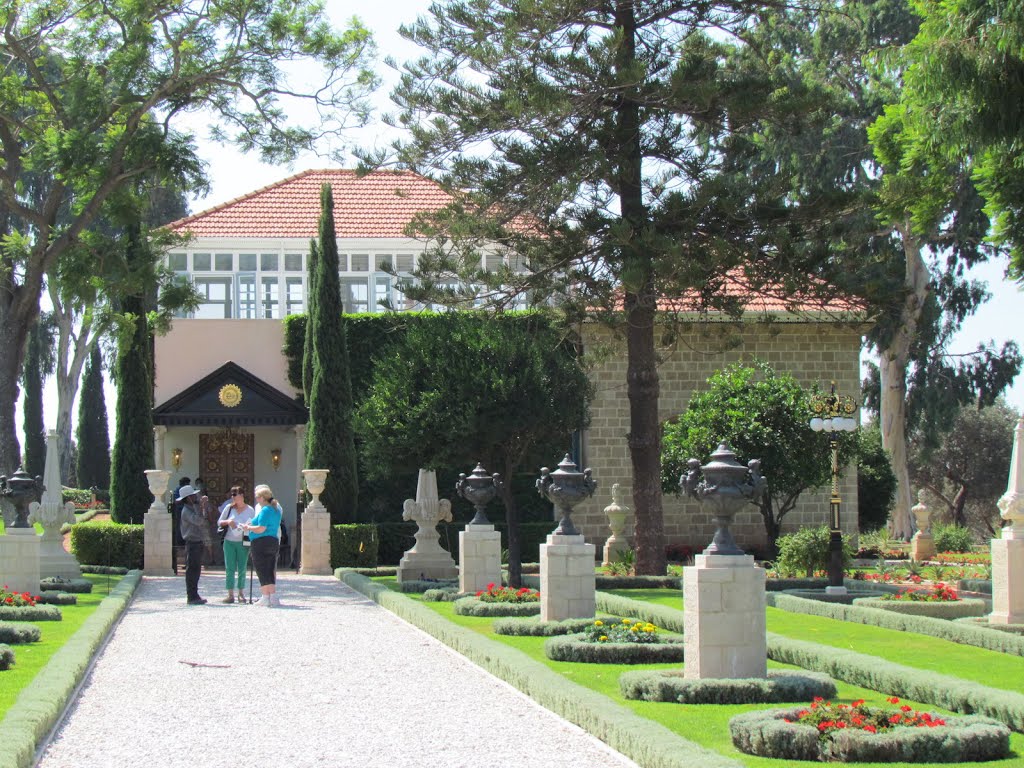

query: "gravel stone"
xmin=37 ymin=575 xmax=639 ymax=768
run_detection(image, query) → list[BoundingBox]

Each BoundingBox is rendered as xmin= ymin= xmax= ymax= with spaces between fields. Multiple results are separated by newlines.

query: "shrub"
xmin=79 ymin=565 xmax=129 ymax=575
xmin=0 ymin=622 xmax=41 ymax=644
xmin=492 ymin=617 xmax=603 ymax=636
xmin=70 ymin=522 xmax=143 ymax=568
xmin=330 ymin=524 xmax=378 ymax=568
xmin=581 ymin=617 xmax=660 ymax=644
xmin=729 ymin=706 xmax=1010 ymax=763
xmin=544 ymin=633 xmax=685 ymax=664
xmin=665 ymin=543 xmax=695 ymax=563
xmin=0 ymin=644 xmax=13 ymax=671
xmin=422 ymin=588 xmax=462 ymax=602
xmin=852 ymin=596 xmax=988 ymax=620
xmin=39 ymin=577 xmax=93 ymax=594
xmin=452 ymin=596 xmax=541 ymax=617
xmin=61 ymin=488 xmax=94 ymax=507
xmin=957 ymin=578 xmax=992 ymax=595
xmin=773 ymin=526 xmax=853 ymax=578
xmin=35 ymin=592 xmax=78 ymax=606
xmin=0 ymin=604 xmax=61 ymax=622
xmin=398 ymin=579 xmax=458 ymax=594
xmin=932 ymin=523 xmax=976 ymax=553
xmin=620 ymin=670 xmax=836 ymax=704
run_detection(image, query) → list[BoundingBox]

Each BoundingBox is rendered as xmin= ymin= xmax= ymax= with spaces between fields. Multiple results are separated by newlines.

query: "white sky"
xmin=21 ymin=0 xmax=1024 ymax=451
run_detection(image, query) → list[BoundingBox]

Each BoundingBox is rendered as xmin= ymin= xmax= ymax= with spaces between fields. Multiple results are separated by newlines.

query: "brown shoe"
xmin=221 ymin=595 xmax=235 ymax=604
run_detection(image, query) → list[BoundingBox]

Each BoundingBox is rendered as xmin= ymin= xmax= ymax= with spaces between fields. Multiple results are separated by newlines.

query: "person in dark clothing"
xmin=178 ymin=484 xmax=211 ymax=605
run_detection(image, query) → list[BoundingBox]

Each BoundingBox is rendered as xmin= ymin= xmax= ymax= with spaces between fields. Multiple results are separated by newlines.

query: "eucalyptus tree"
xmin=379 ymin=0 xmax=837 ymax=574
xmin=0 ymin=0 xmax=377 ymax=474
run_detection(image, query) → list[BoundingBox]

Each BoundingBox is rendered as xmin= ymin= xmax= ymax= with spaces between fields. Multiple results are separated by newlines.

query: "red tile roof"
xmin=166 ymin=169 xmax=452 ymax=238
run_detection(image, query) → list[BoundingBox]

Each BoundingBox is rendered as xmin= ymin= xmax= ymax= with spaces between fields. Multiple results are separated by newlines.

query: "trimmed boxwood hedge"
xmin=0 ymin=623 xmax=41 ymax=644
xmin=620 ymin=669 xmax=836 ymax=704
xmin=39 ymin=577 xmax=92 ymax=594
xmin=69 ymin=522 xmax=143 ymax=569
xmin=452 ymin=596 xmax=541 ymax=617
xmin=0 ymin=644 xmax=13 ymax=671
xmin=767 ymin=592 xmax=1024 ymax=656
xmin=957 ymin=616 xmax=1024 ymax=636
xmin=330 ymin=524 xmax=379 ymax=568
xmin=493 ymin=617 xmax=609 ymax=636
xmin=0 ymin=604 xmax=61 ymax=622
xmin=35 ymin=592 xmax=78 ymax=606
xmin=422 ymin=588 xmax=461 ymax=602
xmin=79 ymin=565 xmax=129 ymax=575
xmin=398 ymin=579 xmax=459 ymax=594
xmin=958 ymin=578 xmax=992 ymax=595
xmin=729 ymin=707 xmax=1010 ymax=763
xmin=544 ymin=633 xmax=685 ymax=664
xmin=851 ymin=595 xmax=988 ymax=619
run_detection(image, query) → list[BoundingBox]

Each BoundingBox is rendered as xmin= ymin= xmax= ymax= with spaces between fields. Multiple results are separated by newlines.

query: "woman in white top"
xmin=217 ymin=485 xmax=255 ymax=603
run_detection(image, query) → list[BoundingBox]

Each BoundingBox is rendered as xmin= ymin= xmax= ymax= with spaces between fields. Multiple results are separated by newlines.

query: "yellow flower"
xmin=621 ymin=618 xmax=632 ymax=624
xmin=630 ymin=624 xmax=639 ymax=632
xmin=594 ymin=620 xmax=603 ymax=627
xmin=599 ymin=635 xmax=608 ymax=642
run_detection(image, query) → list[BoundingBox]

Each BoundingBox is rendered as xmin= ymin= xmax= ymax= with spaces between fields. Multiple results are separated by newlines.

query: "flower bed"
xmin=730 ymin=697 xmax=1011 ymax=763
xmin=620 ymin=669 xmax=836 ymax=704
xmin=452 ymin=596 xmax=541 ymax=617
xmin=1 ymin=586 xmax=40 ymax=607
xmin=544 ymin=619 xmax=685 ymax=664
xmin=476 ymin=583 xmax=540 ymax=603
xmin=853 ymin=595 xmax=988 ymax=620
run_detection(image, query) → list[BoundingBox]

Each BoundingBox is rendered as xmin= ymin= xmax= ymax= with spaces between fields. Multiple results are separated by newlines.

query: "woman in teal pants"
xmin=216 ymin=485 xmax=255 ymax=603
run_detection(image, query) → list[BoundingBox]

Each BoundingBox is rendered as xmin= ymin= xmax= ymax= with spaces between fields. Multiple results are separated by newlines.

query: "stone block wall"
xmin=574 ymin=320 xmax=864 ymax=556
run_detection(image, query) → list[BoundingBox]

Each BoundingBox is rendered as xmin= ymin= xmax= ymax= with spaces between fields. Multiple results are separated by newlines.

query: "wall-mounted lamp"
xmin=171 ymin=447 xmax=183 ymax=470
xmin=271 ymin=448 xmax=281 ymax=471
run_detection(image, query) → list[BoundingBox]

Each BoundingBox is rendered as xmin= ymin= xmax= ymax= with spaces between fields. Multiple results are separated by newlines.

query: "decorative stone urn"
xmin=303 ymin=469 xmax=329 ymax=513
xmin=397 ymin=469 xmax=458 ymax=583
xmin=536 ymin=455 xmax=596 ymax=537
xmin=910 ymin=490 xmax=935 ymax=562
xmin=0 ymin=468 xmax=44 ymax=529
xmin=601 ymin=483 xmax=631 ymax=566
xmin=455 ymin=463 xmax=502 ymax=526
xmin=145 ymin=469 xmax=172 ymax=513
xmin=681 ymin=443 xmax=766 ymax=556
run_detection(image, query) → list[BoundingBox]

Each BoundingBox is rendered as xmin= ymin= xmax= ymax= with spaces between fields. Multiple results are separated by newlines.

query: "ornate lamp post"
xmin=809 ymin=381 xmax=858 ymax=592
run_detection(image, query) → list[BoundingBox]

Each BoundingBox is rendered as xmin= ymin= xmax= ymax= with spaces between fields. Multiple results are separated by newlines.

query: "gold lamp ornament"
xmin=271 ymin=449 xmax=282 ymax=471
xmin=171 ymin=447 xmax=183 ymax=469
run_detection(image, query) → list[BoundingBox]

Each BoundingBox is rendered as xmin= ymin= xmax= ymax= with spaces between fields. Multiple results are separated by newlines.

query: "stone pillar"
xmin=683 ymin=554 xmax=767 ymax=679
xmin=299 ymin=469 xmax=332 ymax=575
xmin=910 ymin=490 xmax=936 ymax=562
xmin=0 ymin=529 xmax=41 ymax=595
xmin=397 ymin=470 xmax=458 ymax=583
xmin=601 ymin=483 xmax=630 ymax=566
xmin=459 ymin=524 xmax=502 ymax=594
xmin=992 ymin=416 xmax=1024 ymax=625
xmin=143 ymin=470 xmax=174 ymax=576
xmin=539 ymin=534 xmax=596 ymax=621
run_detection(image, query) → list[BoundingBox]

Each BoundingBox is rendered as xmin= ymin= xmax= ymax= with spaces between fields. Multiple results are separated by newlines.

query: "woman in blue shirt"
xmin=241 ymin=484 xmax=282 ymax=607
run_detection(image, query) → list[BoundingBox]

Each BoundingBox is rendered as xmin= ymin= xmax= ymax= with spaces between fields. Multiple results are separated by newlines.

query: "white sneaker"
xmin=270 ymin=594 xmax=281 ymax=607
xmin=256 ymin=595 xmax=272 ymax=607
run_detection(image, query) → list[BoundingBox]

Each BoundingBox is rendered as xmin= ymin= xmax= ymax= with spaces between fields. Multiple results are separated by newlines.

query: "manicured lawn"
xmin=603 ymin=588 xmax=1024 ymax=694
xmin=390 ymin=584 xmax=1024 ymax=767
xmin=0 ymin=573 xmax=123 ymax=719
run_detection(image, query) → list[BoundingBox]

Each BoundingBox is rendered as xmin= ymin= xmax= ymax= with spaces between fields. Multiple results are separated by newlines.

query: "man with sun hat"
xmin=178 ymin=483 xmax=212 ymax=605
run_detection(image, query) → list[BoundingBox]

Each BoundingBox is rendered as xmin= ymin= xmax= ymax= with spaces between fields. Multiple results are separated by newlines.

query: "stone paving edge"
xmin=336 ymin=568 xmax=742 ymax=768
xmin=0 ymin=570 xmax=142 ymax=768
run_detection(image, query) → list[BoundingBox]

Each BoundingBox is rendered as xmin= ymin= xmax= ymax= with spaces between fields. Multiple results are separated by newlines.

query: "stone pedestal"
xmin=144 ymin=511 xmax=174 ymax=576
xmin=539 ymin=533 xmax=595 ymax=621
xmin=683 ymin=554 xmax=767 ymax=679
xmin=0 ymin=528 xmax=41 ymax=595
xmin=911 ymin=532 xmax=936 ymax=562
xmin=299 ymin=509 xmax=333 ymax=575
xmin=397 ymin=469 xmax=458 ymax=583
xmin=459 ymin=524 xmax=502 ymax=594
xmin=991 ymin=533 xmax=1024 ymax=625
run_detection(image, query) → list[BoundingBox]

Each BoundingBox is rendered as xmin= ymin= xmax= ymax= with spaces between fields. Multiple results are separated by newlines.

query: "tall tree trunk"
xmin=881 ymin=224 xmax=930 ymax=540
xmin=500 ymin=453 xmax=522 ymax=588
xmin=0 ymin=277 xmax=43 ymax=474
xmin=615 ymin=0 xmax=665 ymax=576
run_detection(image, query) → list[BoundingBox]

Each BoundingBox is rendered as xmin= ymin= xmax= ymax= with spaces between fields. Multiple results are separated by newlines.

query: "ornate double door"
xmin=199 ymin=429 xmax=254 ymax=508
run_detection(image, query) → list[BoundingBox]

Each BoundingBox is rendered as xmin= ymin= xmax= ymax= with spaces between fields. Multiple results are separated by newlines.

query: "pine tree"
xmin=305 ymin=184 xmax=358 ymax=522
xmin=109 ymin=225 xmax=155 ymax=523
xmin=76 ymin=345 xmax=111 ymax=490
xmin=21 ymin=319 xmax=45 ymax=477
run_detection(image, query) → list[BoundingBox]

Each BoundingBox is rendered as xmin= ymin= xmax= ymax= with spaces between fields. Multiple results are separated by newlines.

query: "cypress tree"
xmin=302 ymin=237 xmax=319 ymax=405
xmin=76 ymin=345 xmax=111 ymax=490
xmin=21 ymin=319 xmax=46 ymax=477
xmin=305 ymin=183 xmax=358 ymax=523
xmin=109 ymin=225 xmax=155 ymax=523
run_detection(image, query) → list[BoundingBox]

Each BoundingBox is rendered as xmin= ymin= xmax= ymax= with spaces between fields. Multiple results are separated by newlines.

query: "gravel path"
xmin=37 ymin=574 xmax=639 ymax=768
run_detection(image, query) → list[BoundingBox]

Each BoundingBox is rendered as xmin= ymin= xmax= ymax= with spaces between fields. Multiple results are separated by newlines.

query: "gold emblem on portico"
xmin=218 ymin=383 xmax=243 ymax=408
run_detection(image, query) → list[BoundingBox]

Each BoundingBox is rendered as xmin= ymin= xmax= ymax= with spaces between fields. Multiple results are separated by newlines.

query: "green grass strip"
xmin=0 ymin=571 xmax=140 ymax=768
xmin=339 ymin=570 xmax=742 ymax=768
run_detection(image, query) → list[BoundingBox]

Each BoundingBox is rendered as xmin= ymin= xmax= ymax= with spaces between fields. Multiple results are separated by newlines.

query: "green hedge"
xmin=0 ymin=623 xmax=40 ymax=644
xmin=0 ymin=645 xmax=12 ymax=671
xmin=729 ymin=708 xmax=1010 ymax=763
xmin=69 ymin=522 xmax=143 ymax=569
xmin=79 ymin=565 xmax=129 ymax=575
xmin=330 ymin=524 xmax=379 ymax=568
xmin=0 ymin=605 xmax=61 ymax=622
xmin=35 ymin=593 xmax=77 ymax=606
xmin=766 ymin=592 xmax=1024 ymax=656
xmin=337 ymin=569 xmax=741 ymax=768
xmin=851 ymin=596 xmax=988 ymax=619
xmin=0 ymin=571 xmax=141 ymax=768
xmin=39 ymin=578 xmax=93 ymax=594
xmin=620 ymin=670 xmax=836 ymax=704
xmin=493 ymin=617 xmax=606 ymax=636
xmin=544 ymin=634 xmax=685 ymax=664
xmin=452 ymin=596 xmax=541 ymax=617
xmin=959 ymin=578 xmax=993 ymax=595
